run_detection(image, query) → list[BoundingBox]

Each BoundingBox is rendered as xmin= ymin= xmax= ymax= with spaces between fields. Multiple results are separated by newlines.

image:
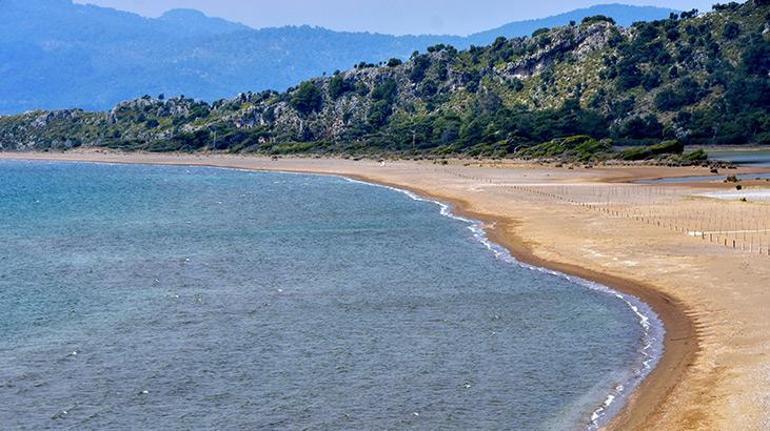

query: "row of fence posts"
xmin=433 ymin=164 xmax=770 ymax=257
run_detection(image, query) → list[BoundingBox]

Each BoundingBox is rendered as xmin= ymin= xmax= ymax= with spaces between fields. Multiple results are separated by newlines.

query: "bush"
xmin=741 ymin=35 xmax=770 ymax=76
xmin=368 ymin=100 xmax=393 ymax=127
xmin=681 ymin=149 xmax=708 ymax=162
xmin=619 ymin=140 xmax=684 ymax=160
xmin=387 ymin=58 xmax=403 ymax=67
xmin=723 ymin=21 xmax=741 ymax=39
xmin=290 ymin=82 xmax=324 ymax=115
xmin=409 ymin=56 xmax=431 ymax=83
xmin=616 ymin=59 xmax=642 ymax=90
xmin=329 ymin=74 xmax=353 ymax=100
xmin=371 ymin=78 xmax=398 ymax=104
xmin=617 ymin=115 xmax=664 ymax=140
xmin=582 ymin=15 xmax=616 ymax=25
xmin=517 ymin=135 xmax=612 ymax=162
xmin=654 ymin=78 xmax=702 ymax=111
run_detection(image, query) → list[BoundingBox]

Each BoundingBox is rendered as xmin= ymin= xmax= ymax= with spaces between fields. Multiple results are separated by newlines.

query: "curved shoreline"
xmin=345 ymin=176 xmax=666 ymax=429
xmin=0 ymin=153 xmax=699 ymax=430
xmin=337 ymin=174 xmax=696 ymax=431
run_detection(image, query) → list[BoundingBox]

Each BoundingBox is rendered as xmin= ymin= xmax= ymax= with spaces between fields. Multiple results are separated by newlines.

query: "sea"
xmin=0 ymin=160 xmax=662 ymax=430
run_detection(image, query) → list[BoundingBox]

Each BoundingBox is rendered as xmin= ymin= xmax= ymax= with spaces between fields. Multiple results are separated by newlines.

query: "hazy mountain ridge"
xmin=465 ymin=4 xmax=677 ymax=45
xmin=0 ymin=1 xmax=674 ymax=113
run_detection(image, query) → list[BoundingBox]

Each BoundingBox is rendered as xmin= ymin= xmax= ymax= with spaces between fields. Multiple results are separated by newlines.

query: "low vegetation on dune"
xmin=1 ymin=1 xmax=770 ymax=163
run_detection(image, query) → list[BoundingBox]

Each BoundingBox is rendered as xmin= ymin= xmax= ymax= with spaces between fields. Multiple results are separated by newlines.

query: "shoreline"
xmin=340 ymin=174 xmax=694 ymax=431
xmin=345 ymin=176 xmax=666 ymax=429
xmin=0 ymin=152 xmax=699 ymax=430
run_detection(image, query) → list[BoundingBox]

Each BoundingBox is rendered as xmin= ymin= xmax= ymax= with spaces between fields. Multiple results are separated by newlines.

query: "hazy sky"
xmin=74 ymin=0 xmax=717 ymax=35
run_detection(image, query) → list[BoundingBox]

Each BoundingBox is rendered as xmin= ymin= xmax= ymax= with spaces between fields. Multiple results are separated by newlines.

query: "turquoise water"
xmin=0 ymin=161 xmax=660 ymax=430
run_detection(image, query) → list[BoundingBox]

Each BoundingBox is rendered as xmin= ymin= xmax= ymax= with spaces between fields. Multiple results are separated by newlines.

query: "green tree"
xmin=329 ymin=75 xmax=352 ymax=100
xmin=291 ymin=82 xmax=324 ymax=115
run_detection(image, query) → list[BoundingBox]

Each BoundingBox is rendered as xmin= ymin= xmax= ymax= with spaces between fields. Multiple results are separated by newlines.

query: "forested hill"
xmin=0 ymin=1 xmax=673 ymax=113
xmin=2 ymin=1 xmax=770 ymax=162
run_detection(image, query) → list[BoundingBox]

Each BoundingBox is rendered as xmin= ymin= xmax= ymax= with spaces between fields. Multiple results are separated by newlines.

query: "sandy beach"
xmin=3 ymin=151 xmax=770 ymax=430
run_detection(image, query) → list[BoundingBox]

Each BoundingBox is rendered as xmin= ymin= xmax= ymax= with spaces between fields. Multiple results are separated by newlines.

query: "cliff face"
xmin=2 ymin=1 xmax=770 ymax=158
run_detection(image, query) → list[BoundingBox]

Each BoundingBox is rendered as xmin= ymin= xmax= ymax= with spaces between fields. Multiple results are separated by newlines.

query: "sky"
xmin=73 ymin=0 xmax=717 ymax=36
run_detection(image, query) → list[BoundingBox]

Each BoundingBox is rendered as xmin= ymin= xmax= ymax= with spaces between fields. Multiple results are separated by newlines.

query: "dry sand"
xmin=3 ymin=151 xmax=770 ymax=430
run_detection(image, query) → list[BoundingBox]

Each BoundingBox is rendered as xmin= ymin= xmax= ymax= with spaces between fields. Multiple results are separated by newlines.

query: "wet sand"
xmin=3 ymin=151 xmax=770 ymax=430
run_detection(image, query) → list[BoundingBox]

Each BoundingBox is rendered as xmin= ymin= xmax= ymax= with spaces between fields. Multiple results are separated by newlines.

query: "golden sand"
xmin=4 ymin=151 xmax=770 ymax=430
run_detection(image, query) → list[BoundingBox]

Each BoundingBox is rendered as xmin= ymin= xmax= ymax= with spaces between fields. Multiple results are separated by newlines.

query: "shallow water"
xmin=708 ymin=149 xmax=770 ymax=167
xmin=640 ymin=172 xmax=770 ymax=184
xmin=0 ymin=161 xmax=656 ymax=430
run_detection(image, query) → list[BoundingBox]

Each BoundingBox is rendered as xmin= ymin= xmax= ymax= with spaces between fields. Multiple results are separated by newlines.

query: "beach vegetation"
xmin=619 ymin=140 xmax=684 ymax=161
xmin=517 ymin=135 xmax=613 ymax=162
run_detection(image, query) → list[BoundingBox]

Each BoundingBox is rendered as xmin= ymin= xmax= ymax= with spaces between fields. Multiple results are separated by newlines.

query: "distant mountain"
xmin=0 ymin=0 xmax=675 ymax=114
xmin=156 ymin=9 xmax=251 ymax=37
xmin=466 ymin=4 xmax=679 ymax=45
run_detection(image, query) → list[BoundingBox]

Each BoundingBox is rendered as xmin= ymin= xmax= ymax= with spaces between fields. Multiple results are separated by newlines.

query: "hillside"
xmin=0 ymin=1 xmax=673 ymax=113
xmin=2 ymin=1 xmax=769 ymax=161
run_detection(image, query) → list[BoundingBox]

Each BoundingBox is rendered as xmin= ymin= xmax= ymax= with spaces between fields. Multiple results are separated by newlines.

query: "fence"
xmin=434 ymin=164 xmax=770 ymax=257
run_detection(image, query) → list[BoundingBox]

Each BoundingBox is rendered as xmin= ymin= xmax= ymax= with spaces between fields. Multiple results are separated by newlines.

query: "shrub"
xmin=723 ymin=21 xmax=741 ymax=39
xmin=654 ymin=78 xmax=702 ymax=111
xmin=371 ymin=78 xmax=398 ymax=104
xmin=368 ymin=100 xmax=393 ymax=127
xmin=387 ymin=58 xmax=403 ymax=67
xmin=291 ymin=82 xmax=323 ymax=115
xmin=681 ymin=149 xmax=708 ymax=162
xmin=517 ymin=135 xmax=612 ymax=162
xmin=329 ymin=74 xmax=353 ymax=100
xmin=582 ymin=15 xmax=616 ymax=25
xmin=619 ymin=140 xmax=684 ymax=160
xmin=409 ymin=56 xmax=431 ymax=83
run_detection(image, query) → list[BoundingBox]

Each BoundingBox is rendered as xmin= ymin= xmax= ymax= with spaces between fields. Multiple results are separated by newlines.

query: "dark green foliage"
xmin=387 ymin=58 xmax=403 ymax=67
xmin=741 ymin=35 xmax=770 ymax=76
xmin=368 ymin=78 xmax=399 ymax=126
xmin=368 ymin=101 xmax=393 ymax=127
xmin=616 ymin=115 xmax=664 ymax=140
xmin=619 ymin=140 xmax=684 ymax=160
xmin=509 ymin=78 xmax=525 ymax=92
xmin=409 ymin=56 xmax=431 ymax=83
xmin=642 ymin=71 xmax=662 ymax=90
xmin=582 ymin=15 xmax=616 ymax=25
xmin=713 ymin=3 xmax=742 ymax=12
xmin=723 ymin=21 xmax=741 ymax=39
xmin=156 ymin=129 xmax=212 ymax=152
xmin=290 ymin=82 xmax=323 ymax=115
xmin=371 ymin=78 xmax=398 ymax=104
xmin=654 ymin=78 xmax=703 ymax=111
xmin=329 ymin=74 xmax=353 ymax=99
xmin=517 ymin=135 xmax=613 ymax=162
xmin=615 ymin=58 xmax=642 ymax=90
xmin=681 ymin=149 xmax=708 ymax=162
